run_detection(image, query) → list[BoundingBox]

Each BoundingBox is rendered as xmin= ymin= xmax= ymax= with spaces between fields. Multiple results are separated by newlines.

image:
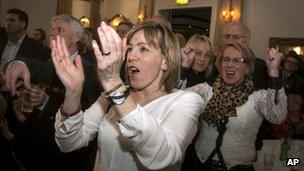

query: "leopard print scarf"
xmin=201 ymin=75 xmax=254 ymax=127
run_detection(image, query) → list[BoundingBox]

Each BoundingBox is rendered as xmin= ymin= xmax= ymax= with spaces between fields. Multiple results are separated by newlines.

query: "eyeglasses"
xmin=222 ymin=34 xmax=244 ymax=40
xmin=222 ymin=56 xmax=246 ymax=65
xmin=195 ymin=50 xmax=211 ymax=58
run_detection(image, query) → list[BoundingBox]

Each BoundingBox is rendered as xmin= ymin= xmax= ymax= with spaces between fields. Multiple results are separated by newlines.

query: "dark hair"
xmin=34 ymin=28 xmax=46 ymax=42
xmin=7 ymin=8 xmax=28 ymax=30
xmin=118 ymin=21 xmax=134 ymax=29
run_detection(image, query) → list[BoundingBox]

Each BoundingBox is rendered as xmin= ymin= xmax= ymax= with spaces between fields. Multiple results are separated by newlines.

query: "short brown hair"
xmin=126 ymin=22 xmax=180 ymax=92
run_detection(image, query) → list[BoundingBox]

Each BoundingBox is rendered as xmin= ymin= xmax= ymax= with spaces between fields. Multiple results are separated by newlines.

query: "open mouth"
xmin=128 ymin=66 xmax=140 ymax=74
xmin=225 ymin=70 xmax=235 ymax=78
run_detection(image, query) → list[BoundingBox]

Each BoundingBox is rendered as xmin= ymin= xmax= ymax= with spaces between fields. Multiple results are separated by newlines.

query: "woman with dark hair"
xmin=32 ymin=28 xmax=46 ymax=45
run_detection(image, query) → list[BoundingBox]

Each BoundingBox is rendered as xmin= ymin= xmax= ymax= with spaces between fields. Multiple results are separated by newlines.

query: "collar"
xmin=8 ymin=34 xmax=26 ymax=46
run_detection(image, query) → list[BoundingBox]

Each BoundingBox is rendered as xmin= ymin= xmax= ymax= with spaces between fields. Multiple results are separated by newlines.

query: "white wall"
xmin=243 ymin=0 xmax=304 ymax=59
xmin=0 ymin=0 xmax=57 ymax=39
xmin=71 ymin=0 xmax=91 ymax=20
xmin=100 ymin=0 xmax=139 ymax=24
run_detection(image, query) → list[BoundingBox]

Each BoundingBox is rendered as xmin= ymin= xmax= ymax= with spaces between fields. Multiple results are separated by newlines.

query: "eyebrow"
xmin=128 ymin=42 xmax=148 ymax=46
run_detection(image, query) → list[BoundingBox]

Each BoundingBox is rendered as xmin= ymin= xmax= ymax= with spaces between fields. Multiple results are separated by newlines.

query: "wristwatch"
xmin=106 ymin=85 xmax=130 ymax=105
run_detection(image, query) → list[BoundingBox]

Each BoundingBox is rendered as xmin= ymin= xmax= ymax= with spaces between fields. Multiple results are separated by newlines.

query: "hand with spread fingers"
xmin=266 ymin=48 xmax=283 ymax=77
xmin=51 ymin=35 xmax=84 ymax=93
xmin=92 ymin=21 xmax=127 ymax=91
xmin=180 ymin=46 xmax=196 ymax=68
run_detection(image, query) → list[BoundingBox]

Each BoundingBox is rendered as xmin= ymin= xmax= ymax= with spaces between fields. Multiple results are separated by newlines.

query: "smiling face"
xmin=220 ymin=46 xmax=248 ymax=86
xmin=126 ymin=30 xmax=167 ymax=91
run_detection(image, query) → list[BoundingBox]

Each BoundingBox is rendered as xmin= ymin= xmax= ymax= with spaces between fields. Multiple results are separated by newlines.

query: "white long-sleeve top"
xmin=54 ymin=90 xmax=204 ymax=171
xmin=188 ymin=83 xmax=287 ymax=169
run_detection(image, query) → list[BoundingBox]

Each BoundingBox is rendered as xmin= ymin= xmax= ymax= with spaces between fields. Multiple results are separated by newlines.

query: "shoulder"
xmin=186 ymin=82 xmax=213 ymax=101
xmin=163 ymin=90 xmax=205 ymax=107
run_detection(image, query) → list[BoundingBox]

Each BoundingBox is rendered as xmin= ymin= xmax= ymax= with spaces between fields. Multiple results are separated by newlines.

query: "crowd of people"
xmin=0 ymin=7 xmax=303 ymax=171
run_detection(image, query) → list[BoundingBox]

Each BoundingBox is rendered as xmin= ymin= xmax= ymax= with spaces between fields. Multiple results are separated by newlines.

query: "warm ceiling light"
xmin=222 ymin=0 xmax=235 ymax=21
xmin=293 ymin=46 xmax=302 ymax=55
xmin=79 ymin=16 xmax=90 ymax=28
xmin=110 ymin=14 xmax=127 ymax=28
xmin=176 ymin=0 xmax=188 ymax=5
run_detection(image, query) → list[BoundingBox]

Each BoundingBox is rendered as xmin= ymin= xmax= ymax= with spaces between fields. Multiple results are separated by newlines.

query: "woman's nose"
xmin=127 ymin=52 xmax=138 ymax=62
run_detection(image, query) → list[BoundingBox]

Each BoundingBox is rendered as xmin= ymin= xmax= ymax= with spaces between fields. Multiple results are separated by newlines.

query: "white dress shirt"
xmin=0 ymin=34 xmax=25 ymax=70
xmin=54 ymin=90 xmax=204 ymax=171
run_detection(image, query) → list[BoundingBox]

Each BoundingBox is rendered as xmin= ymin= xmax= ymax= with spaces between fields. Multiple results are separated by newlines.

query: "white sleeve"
xmin=54 ymin=99 xmax=107 ymax=152
xmin=255 ymin=88 xmax=287 ymax=124
xmin=117 ymin=92 xmax=204 ymax=170
xmin=187 ymin=82 xmax=213 ymax=104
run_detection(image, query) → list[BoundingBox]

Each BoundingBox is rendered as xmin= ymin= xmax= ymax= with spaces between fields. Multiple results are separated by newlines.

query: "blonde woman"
xmin=180 ymin=34 xmax=217 ymax=88
xmin=51 ymin=22 xmax=204 ymax=171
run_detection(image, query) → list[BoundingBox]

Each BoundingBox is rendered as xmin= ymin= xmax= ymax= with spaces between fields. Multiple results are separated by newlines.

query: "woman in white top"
xmin=187 ymin=42 xmax=287 ymax=170
xmin=50 ymin=21 xmax=204 ymax=171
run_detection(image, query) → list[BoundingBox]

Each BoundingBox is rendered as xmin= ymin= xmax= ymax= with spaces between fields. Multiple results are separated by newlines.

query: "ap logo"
xmin=286 ymin=158 xmax=300 ymax=166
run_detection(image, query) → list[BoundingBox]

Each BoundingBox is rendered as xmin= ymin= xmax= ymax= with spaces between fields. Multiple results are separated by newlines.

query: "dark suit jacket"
xmin=252 ymin=57 xmax=268 ymax=90
xmin=10 ymin=55 xmax=101 ymax=171
xmin=0 ymin=35 xmax=48 ymax=65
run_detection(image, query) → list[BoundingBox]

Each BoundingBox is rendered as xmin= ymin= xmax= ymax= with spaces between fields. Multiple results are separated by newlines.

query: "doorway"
xmin=160 ymin=7 xmax=212 ymax=40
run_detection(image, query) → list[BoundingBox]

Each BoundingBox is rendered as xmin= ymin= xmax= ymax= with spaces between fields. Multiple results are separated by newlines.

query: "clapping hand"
xmin=51 ymin=35 xmax=84 ymax=93
xmin=92 ymin=21 xmax=127 ymax=91
xmin=266 ymin=48 xmax=283 ymax=77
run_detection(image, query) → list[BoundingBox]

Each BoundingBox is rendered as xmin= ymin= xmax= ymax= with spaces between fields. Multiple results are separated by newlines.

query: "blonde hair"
xmin=215 ymin=42 xmax=256 ymax=76
xmin=126 ymin=22 xmax=181 ymax=92
xmin=175 ymin=33 xmax=186 ymax=47
xmin=184 ymin=34 xmax=215 ymax=77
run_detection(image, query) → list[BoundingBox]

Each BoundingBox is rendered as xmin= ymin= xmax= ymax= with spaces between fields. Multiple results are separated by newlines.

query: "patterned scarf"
xmin=201 ymin=75 xmax=254 ymax=127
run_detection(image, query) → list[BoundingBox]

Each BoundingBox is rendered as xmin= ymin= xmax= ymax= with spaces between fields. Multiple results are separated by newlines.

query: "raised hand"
xmin=92 ymin=21 xmax=127 ymax=91
xmin=266 ymin=48 xmax=283 ymax=77
xmin=51 ymin=35 xmax=84 ymax=93
xmin=180 ymin=46 xmax=196 ymax=68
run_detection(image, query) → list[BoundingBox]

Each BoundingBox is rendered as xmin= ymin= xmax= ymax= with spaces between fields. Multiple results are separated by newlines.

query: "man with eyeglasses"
xmin=222 ymin=21 xmax=268 ymax=90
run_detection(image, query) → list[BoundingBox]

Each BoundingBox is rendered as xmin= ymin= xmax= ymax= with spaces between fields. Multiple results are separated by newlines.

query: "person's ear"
xmin=20 ymin=22 xmax=26 ymax=30
xmin=72 ymin=32 xmax=81 ymax=43
xmin=161 ymin=59 xmax=167 ymax=72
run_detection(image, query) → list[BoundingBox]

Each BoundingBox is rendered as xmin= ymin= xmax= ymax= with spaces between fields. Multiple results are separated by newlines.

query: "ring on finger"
xmin=103 ymin=51 xmax=111 ymax=56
